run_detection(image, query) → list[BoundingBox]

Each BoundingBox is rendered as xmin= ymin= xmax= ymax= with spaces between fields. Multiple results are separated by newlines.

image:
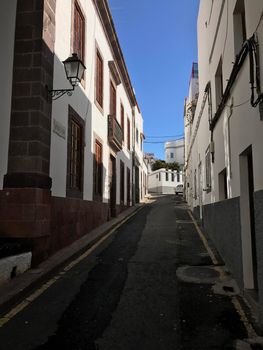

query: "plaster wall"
xmin=134 ymin=106 xmax=146 ymax=202
xmin=50 ymin=0 xmax=134 ymax=205
xmin=186 ymin=0 xmax=263 ymax=209
xmin=148 ymin=168 xmax=183 ymax=194
xmin=185 ymin=0 xmax=263 ymax=322
xmin=165 ymin=139 xmax=185 ymax=165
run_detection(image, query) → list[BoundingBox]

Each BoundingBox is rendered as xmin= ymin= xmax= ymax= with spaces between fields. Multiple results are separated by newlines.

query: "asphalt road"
xmin=0 ymin=196 xmax=250 ymax=349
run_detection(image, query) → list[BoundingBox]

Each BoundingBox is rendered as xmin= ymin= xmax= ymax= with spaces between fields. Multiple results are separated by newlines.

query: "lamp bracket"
xmin=47 ymin=86 xmax=75 ymax=101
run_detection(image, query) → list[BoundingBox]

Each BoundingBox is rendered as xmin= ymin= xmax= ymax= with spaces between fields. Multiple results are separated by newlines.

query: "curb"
xmin=0 ymin=204 xmax=146 ymax=316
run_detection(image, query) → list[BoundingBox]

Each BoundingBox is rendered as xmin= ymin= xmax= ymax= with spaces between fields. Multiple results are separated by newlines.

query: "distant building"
xmin=148 ymin=169 xmax=183 ymax=194
xmin=165 ymin=139 xmax=185 ymax=166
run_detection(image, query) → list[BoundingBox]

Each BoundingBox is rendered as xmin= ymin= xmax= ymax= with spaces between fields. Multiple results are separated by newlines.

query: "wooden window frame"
xmin=215 ymin=57 xmax=223 ymax=108
xmin=67 ymin=106 xmax=84 ymax=199
xmin=120 ymin=103 xmax=125 ymax=143
xmin=127 ymin=117 xmax=131 ymax=151
xmin=109 ymin=79 xmax=117 ymax=117
xmin=233 ymin=0 xmax=247 ymax=56
xmin=95 ymin=45 xmax=104 ymax=112
xmin=71 ymin=0 xmax=86 ymax=84
xmin=93 ymin=138 xmax=103 ymax=201
xmin=120 ymin=160 xmax=125 ymax=203
xmin=205 ymin=145 xmax=212 ymax=193
xmin=127 ymin=167 xmax=131 ymax=205
xmin=219 ymin=167 xmax=228 ymax=200
xmin=136 ymin=128 xmax=139 ymax=144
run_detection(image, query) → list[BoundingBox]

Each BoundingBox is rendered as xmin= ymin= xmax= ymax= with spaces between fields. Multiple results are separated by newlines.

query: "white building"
xmin=185 ymin=0 xmax=263 ymax=323
xmin=133 ymin=105 xmax=148 ymax=202
xmin=0 ymin=0 xmax=147 ymax=265
xmin=148 ymin=169 xmax=183 ymax=194
xmin=184 ymin=63 xmax=199 ymax=202
xmin=165 ymin=139 xmax=185 ymax=166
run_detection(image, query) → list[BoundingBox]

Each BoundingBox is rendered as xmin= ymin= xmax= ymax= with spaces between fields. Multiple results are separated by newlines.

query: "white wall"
xmin=165 ymin=139 xmax=185 ymax=165
xmin=148 ymin=168 xmax=183 ymax=194
xmin=50 ymin=0 xmax=134 ymax=205
xmin=134 ymin=105 xmax=147 ymax=202
xmin=0 ymin=0 xmax=17 ymax=189
xmin=185 ymin=0 xmax=263 ymax=210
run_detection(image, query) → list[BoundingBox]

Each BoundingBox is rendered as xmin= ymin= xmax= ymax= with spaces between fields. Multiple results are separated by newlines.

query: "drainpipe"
xmin=227 ymin=100 xmax=233 ymax=179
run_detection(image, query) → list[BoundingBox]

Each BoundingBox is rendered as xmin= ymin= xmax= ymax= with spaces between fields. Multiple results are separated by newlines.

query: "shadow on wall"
xmin=49 ymin=52 xmax=107 ymax=257
xmin=48 ymin=53 xmax=133 ymax=257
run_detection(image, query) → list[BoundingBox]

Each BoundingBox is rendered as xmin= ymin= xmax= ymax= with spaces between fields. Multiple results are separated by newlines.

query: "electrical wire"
xmin=145 ymin=140 xmax=184 ymax=144
xmin=210 ymin=34 xmax=263 ymax=131
xmin=145 ymin=134 xmax=184 ymax=139
xmin=226 ymin=99 xmax=250 ymax=108
xmin=254 ymin=11 xmax=263 ymax=33
xmin=222 ymin=0 xmax=229 ymax=61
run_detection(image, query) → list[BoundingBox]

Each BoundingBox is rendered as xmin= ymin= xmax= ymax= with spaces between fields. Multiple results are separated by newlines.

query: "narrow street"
xmin=0 ymin=196 xmax=250 ymax=349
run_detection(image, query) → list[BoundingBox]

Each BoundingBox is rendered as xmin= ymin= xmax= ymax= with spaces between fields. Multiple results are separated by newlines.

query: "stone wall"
xmin=202 ymin=197 xmax=244 ymax=288
xmin=4 ymin=0 xmax=56 ymax=189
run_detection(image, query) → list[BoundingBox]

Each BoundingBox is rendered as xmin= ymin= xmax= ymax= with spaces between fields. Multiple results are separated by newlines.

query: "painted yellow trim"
xmin=187 ymin=210 xmax=219 ymax=265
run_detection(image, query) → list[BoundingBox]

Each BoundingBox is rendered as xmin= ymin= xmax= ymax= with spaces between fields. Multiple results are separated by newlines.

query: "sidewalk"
xmin=173 ymin=197 xmax=263 ymax=349
xmin=0 ymin=203 xmax=146 ymax=315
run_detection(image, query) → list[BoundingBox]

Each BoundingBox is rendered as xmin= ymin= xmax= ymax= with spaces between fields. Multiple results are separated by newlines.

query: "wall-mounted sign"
xmin=53 ymin=119 xmax=66 ymax=139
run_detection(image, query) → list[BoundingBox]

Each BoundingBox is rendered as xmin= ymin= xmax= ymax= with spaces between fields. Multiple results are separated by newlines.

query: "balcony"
xmin=108 ymin=115 xmax=123 ymax=152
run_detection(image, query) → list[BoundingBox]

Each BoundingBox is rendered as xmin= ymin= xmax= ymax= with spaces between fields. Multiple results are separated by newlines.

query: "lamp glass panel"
xmin=65 ymin=61 xmax=78 ymax=79
xmin=77 ymin=63 xmax=85 ymax=81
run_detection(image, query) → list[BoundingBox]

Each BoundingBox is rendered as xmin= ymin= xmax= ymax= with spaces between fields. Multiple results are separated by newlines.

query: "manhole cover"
xmin=176 ymin=265 xmax=221 ymax=284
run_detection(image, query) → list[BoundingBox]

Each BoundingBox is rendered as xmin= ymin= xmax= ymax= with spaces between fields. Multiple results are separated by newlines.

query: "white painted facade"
xmin=185 ymin=0 xmax=263 ymax=321
xmin=0 ymin=0 xmax=147 ymax=265
xmin=165 ymin=139 xmax=185 ymax=166
xmin=50 ymin=0 xmax=139 ymax=206
xmin=184 ymin=63 xmax=199 ymax=205
xmin=148 ymin=168 xmax=183 ymax=195
xmin=0 ymin=0 xmax=146 ymax=207
xmin=133 ymin=105 xmax=147 ymax=202
xmin=186 ymin=0 xmax=263 ymax=209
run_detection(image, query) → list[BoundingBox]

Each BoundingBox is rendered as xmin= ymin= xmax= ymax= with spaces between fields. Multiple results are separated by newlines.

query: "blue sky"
xmin=109 ymin=0 xmax=199 ymax=159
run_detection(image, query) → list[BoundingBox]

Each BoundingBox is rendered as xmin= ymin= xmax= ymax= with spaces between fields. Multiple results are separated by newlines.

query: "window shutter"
xmin=121 ymin=104 xmax=124 ymax=142
xmin=74 ymin=3 xmax=84 ymax=62
xmin=96 ymin=52 xmax=103 ymax=107
xmin=110 ymin=82 xmax=116 ymax=116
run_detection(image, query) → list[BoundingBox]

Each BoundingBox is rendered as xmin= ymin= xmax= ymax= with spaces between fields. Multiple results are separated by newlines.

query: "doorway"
xmin=198 ymin=162 xmax=203 ymax=220
xmin=135 ymin=166 xmax=140 ymax=203
xmin=239 ymin=146 xmax=258 ymax=291
xmin=109 ymin=155 xmax=116 ymax=217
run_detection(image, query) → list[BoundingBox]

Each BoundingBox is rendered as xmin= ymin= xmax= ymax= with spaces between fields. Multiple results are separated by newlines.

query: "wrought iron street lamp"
xmin=47 ymin=53 xmax=86 ymax=100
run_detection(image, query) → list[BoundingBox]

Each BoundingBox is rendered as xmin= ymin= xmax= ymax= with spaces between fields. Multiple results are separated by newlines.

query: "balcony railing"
xmin=108 ymin=114 xmax=123 ymax=152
